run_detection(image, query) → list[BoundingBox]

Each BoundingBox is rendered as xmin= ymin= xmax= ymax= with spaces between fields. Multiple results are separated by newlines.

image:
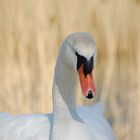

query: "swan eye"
xmin=75 ymin=51 xmax=94 ymax=77
xmin=75 ymin=51 xmax=79 ymax=57
xmin=75 ymin=52 xmax=85 ymax=69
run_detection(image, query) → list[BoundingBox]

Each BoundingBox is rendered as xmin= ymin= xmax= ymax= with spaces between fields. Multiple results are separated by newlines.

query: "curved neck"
xmin=50 ymin=60 xmax=82 ymax=140
xmin=52 ymin=61 xmax=77 ymax=118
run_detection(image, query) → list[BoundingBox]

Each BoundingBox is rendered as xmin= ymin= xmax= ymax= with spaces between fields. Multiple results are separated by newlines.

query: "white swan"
xmin=0 ymin=32 xmax=115 ymax=140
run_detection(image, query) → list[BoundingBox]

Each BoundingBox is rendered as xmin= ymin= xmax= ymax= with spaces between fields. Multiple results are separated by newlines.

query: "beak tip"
xmin=86 ymin=90 xmax=95 ymax=99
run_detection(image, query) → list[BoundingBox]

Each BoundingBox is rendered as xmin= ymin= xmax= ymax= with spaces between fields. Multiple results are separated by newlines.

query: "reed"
xmin=0 ymin=0 xmax=139 ymax=140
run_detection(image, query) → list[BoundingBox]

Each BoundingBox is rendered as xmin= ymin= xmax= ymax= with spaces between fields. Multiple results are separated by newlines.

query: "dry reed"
xmin=0 ymin=0 xmax=140 ymax=140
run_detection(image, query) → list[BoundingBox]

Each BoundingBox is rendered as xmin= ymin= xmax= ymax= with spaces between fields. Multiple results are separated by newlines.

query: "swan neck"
xmin=52 ymin=62 xmax=77 ymax=117
xmin=50 ymin=62 xmax=82 ymax=140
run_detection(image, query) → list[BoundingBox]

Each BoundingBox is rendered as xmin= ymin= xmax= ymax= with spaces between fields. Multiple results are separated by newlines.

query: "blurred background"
xmin=0 ymin=0 xmax=140 ymax=139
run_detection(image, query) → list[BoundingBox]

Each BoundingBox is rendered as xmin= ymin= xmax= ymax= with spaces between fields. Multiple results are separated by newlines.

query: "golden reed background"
xmin=0 ymin=0 xmax=140 ymax=140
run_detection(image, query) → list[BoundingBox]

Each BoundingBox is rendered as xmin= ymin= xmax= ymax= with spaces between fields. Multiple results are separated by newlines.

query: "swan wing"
xmin=77 ymin=103 xmax=115 ymax=140
xmin=0 ymin=113 xmax=52 ymax=140
xmin=0 ymin=103 xmax=115 ymax=140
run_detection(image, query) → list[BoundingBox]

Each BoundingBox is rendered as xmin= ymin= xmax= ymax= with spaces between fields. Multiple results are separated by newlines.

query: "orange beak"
xmin=78 ymin=64 xmax=96 ymax=99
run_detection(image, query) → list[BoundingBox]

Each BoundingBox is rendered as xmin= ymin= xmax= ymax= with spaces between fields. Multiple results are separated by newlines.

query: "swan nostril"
xmin=86 ymin=90 xmax=93 ymax=99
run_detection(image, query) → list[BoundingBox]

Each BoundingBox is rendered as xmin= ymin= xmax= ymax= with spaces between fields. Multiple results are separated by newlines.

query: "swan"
xmin=0 ymin=32 xmax=115 ymax=140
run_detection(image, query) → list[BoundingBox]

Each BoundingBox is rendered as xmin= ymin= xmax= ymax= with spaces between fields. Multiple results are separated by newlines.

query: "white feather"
xmin=0 ymin=103 xmax=115 ymax=140
xmin=0 ymin=32 xmax=115 ymax=140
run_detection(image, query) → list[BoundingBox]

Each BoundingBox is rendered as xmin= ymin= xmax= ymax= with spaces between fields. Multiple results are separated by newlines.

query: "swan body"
xmin=0 ymin=32 xmax=115 ymax=140
xmin=0 ymin=104 xmax=114 ymax=140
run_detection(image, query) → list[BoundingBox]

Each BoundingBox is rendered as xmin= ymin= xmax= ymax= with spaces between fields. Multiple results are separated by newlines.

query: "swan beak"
xmin=78 ymin=64 xmax=96 ymax=99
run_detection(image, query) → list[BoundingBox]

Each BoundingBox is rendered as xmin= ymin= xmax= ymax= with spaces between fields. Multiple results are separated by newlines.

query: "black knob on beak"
xmin=76 ymin=51 xmax=94 ymax=78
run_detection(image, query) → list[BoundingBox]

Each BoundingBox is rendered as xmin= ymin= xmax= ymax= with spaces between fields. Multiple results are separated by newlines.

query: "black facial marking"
xmin=76 ymin=52 xmax=94 ymax=78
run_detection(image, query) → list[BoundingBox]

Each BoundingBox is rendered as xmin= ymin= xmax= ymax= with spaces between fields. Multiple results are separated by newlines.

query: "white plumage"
xmin=0 ymin=32 xmax=115 ymax=140
xmin=0 ymin=104 xmax=114 ymax=140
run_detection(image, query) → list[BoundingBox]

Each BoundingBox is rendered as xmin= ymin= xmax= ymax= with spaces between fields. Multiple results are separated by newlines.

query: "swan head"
xmin=59 ymin=32 xmax=96 ymax=99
